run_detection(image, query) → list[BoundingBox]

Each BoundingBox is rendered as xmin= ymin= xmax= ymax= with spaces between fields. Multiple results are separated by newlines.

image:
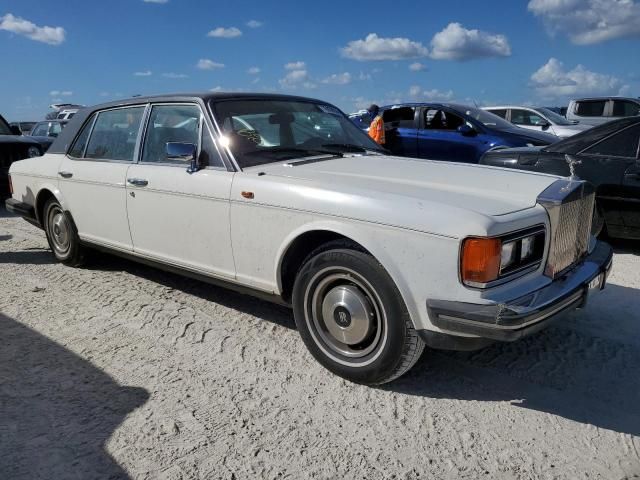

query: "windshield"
xmin=537 ymin=107 xmax=573 ymax=125
xmin=461 ymin=106 xmax=515 ymax=130
xmin=211 ymin=99 xmax=386 ymax=168
xmin=0 ymin=115 xmax=12 ymax=135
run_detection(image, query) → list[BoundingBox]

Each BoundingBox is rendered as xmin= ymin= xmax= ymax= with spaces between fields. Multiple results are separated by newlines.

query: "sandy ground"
xmin=1 ymin=207 xmax=639 ymax=480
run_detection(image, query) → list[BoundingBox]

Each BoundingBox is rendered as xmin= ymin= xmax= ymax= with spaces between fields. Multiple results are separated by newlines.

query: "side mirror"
xmin=166 ymin=142 xmax=199 ymax=173
xmin=457 ymin=124 xmax=476 ymax=136
xmin=539 ymin=121 xmax=551 ymax=130
xmin=10 ymin=125 xmax=22 ymax=136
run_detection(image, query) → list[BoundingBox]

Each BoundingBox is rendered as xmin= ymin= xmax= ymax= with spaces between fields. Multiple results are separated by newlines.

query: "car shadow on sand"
xmin=0 ymin=313 xmax=149 ymax=479
xmin=0 ymin=248 xmax=57 ymax=265
xmin=387 ymin=282 xmax=640 ymax=437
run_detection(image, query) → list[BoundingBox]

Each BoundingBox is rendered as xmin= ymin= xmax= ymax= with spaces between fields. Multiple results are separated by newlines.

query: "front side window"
xmin=612 ymin=100 xmax=640 ymax=117
xmin=511 ymin=109 xmax=545 ymax=126
xmin=212 ymin=99 xmax=384 ymax=168
xmin=68 ymin=115 xmax=96 ymax=158
xmin=575 ymin=100 xmax=606 ymax=117
xmin=424 ymin=109 xmax=464 ymax=130
xmin=582 ymin=124 xmax=640 ymax=158
xmin=85 ymin=107 xmax=144 ymax=161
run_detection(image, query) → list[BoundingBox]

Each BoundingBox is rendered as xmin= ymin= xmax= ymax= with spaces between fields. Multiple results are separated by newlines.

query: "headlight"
xmin=27 ymin=146 xmax=41 ymax=158
xmin=461 ymin=228 xmax=546 ymax=287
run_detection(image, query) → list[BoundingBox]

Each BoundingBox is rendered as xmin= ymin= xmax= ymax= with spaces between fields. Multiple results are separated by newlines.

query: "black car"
xmin=1 ymin=114 xmax=43 ymax=197
xmin=481 ymin=117 xmax=640 ymax=240
xmin=9 ymin=121 xmax=37 ymax=135
xmin=28 ymin=120 xmax=68 ymax=151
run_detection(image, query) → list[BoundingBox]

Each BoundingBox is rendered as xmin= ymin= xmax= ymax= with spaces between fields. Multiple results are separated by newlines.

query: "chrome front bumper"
xmin=426 ymin=240 xmax=613 ymax=342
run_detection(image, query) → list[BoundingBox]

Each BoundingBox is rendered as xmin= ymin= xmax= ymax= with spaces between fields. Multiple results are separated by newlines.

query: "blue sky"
xmin=1 ymin=0 xmax=639 ymax=120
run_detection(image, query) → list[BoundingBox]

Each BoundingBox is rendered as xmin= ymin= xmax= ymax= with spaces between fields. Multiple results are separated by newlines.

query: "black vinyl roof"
xmin=48 ymin=92 xmax=331 ymax=154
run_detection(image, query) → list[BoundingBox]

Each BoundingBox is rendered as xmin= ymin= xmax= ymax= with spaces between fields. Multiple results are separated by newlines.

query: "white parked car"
xmin=483 ymin=106 xmax=590 ymax=138
xmin=6 ymin=93 xmax=613 ymax=384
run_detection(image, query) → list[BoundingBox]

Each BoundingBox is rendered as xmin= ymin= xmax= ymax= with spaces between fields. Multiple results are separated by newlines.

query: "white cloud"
xmin=207 ymin=27 xmax=242 ymax=38
xmin=134 ymin=70 xmax=152 ymax=76
xmin=49 ymin=90 xmax=73 ymax=97
xmin=246 ymin=20 xmax=262 ymax=28
xmin=321 ymin=72 xmax=352 ymax=85
xmin=143 ymin=0 xmax=169 ymax=3
xmin=279 ymin=67 xmax=316 ymax=89
xmin=530 ymin=57 xmax=623 ymax=98
xmin=358 ymin=71 xmax=372 ymax=80
xmin=528 ymin=0 xmax=640 ymax=44
xmin=285 ymin=61 xmax=306 ymax=70
xmin=162 ymin=72 xmax=189 ymax=78
xmin=409 ymin=62 xmax=427 ymax=71
xmin=408 ymin=85 xmax=455 ymax=101
xmin=341 ymin=33 xmax=429 ymax=61
xmin=247 ymin=66 xmax=261 ymax=74
xmin=210 ymin=86 xmax=224 ymax=92
xmin=197 ymin=59 xmax=225 ymax=70
xmin=429 ymin=23 xmax=511 ymax=60
xmin=0 ymin=13 xmax=65 ymax=45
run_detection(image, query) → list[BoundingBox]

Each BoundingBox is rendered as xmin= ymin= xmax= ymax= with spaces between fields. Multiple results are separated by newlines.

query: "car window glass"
xmin=489 ymin=109 xmax=507 ymax=119
xmin=199 ymin=124 xmax=225 ymax=168
xmin=511 ymin=110 xmax=545 ymax=126
xmin=68 ymin=115 xmax=96 ymax=158
xmin=31 ymin=124 xmax=49 ymax=136
xmin=612 ymin=100 xmax=640 ymax=117
xmin=382 ymin=107 xmax=415 ymax=128
xmin=575 ymin=101 xmax=606 ymax=117
xmin=85 ymin=107 xmax=144 ymax=161
xmin=142 ymin=104 xmax=202 ymax=164
xmin=424 ymin=109 xmax=463 ymax=130
xmin=582 ymin=124 xmax=640 ymax=158
xmin=50 ymin=123 xmax=63 ymax=136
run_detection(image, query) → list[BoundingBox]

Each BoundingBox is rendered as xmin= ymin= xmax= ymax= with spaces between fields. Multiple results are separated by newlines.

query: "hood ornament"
xmin=565 ymin=154 xmax=582 ymax=181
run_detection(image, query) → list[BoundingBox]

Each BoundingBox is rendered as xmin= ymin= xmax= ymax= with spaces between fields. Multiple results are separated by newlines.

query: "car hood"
xmin=498 ymin=127 xmax=559 ymax=144
xmin=0 ymin=135 xmax=41 ymax=146
xmin=246 ymin=155 xmax=558 ymax=236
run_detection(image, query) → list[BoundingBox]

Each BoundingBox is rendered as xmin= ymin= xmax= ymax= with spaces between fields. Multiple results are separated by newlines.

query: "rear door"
xmin=381 ymin=106 xmax=418 ymax=156
xmin=578 ymin=123 xmax=640 ymax=234
xmin=57 ymin=105 xmax=146 ymax=250
xmin=125 ymin=102 xmax=236 ymax=278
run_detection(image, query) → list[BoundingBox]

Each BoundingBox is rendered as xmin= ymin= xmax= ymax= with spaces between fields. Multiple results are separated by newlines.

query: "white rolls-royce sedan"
xmin=5 ymin=93 xmax=613 ymax=384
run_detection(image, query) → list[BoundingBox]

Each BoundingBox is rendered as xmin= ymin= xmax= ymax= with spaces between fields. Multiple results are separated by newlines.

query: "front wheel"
xmin=292 ymin=242 xmax=424 ymax=385
xmin=43 ymin=198 xmax=84 ymax=267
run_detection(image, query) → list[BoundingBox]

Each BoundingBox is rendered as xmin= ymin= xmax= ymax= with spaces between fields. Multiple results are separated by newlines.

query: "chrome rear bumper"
xmin=426 ymin=240 xmax=613 ymax=342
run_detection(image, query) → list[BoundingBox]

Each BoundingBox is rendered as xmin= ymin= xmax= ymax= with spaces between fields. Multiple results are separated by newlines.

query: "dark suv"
xmin=1 ymin=114 xmax=43 ymax=198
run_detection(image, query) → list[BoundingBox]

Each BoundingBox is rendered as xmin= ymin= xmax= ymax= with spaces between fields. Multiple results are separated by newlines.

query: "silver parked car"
xmin=483 ymin=105 xmax=590 ymax=138
xmin=566 ymin=97 xmax=640 ymax=126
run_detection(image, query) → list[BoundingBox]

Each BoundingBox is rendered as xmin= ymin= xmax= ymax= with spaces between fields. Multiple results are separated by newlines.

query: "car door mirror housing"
xmin=457 ymin=124 xmax=476 ymax=136
xmin=166 ymin=142 xmax=199 ymax=173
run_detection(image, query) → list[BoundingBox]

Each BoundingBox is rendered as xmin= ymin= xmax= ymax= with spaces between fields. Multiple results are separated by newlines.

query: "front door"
xmin=417 ymin=108 xmax=484 ymax=162
xmin=57 ymin=105 xmax=146 ymax=250
xmin=125 ymin=103 xmax=236 ymax=278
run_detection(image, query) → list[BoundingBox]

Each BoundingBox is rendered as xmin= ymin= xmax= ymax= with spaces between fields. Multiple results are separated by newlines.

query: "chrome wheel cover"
xmin=304 ymin=267 xmax=387 ymax=366
xmin=47 ymin=205 xmax=71 ymax=256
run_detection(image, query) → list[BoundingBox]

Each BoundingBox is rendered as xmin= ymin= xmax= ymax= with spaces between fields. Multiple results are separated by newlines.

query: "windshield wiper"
xmin=243 ymin=147 xmax=343 ymax=159
xmin=321 ymin=143 xmax=386 ymax=154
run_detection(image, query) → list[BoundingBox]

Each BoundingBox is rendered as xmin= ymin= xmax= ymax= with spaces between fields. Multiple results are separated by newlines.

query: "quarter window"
xmin=612 ymin=100 xmax=640 ymax=117
xmin=68 ymin=115 xmax=96 ymax=158
xmin=85 ymin=107 xmax=144 ymax=161
xmin=575 ymin=100 xmax=606 ymax=117
xmin=582 ymin=124 xmax=640 ymax=158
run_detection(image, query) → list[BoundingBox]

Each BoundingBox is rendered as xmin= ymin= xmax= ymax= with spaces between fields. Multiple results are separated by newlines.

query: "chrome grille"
xmin=538 ymin=180 xmax=595 ymax=278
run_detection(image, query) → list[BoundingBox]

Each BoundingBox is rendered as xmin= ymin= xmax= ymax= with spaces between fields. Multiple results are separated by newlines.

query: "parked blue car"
xmin=352 ymin=103 xmax=559 ymax=163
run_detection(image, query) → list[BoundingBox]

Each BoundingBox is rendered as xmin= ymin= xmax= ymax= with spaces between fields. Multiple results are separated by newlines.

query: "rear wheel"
xmin=43 ymin=198 xmax=84 ymax=267
xmin=292 ymin=242 xmax=424 ymax=385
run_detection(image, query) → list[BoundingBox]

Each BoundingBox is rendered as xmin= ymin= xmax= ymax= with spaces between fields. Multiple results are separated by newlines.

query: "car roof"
xmin=483 ymin=105 xmax=541 ymax=110
xmin=381 ymin=102 xmax=477 ymax=111
xmin=47 ymin=92 xmax=336 ymax=155
xmin=570 ymin=96 xmax=640 ymax=102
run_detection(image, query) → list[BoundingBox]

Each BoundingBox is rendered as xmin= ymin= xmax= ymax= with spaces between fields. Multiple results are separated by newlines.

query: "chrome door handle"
xmin=127 ymin=178 xmax=148 ymax=187
xmin=58 ymin=171 xmax=73 ymax=178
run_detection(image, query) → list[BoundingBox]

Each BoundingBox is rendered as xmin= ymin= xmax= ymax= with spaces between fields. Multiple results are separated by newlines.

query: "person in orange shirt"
xmin=367 ymin=104 xmax=385 ymax=145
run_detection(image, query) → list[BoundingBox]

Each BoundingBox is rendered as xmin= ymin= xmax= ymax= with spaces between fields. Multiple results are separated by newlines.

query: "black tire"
xmin=292 ymin=241 xmax=425 ymax=385
xmin=43 ymin=198 xmax=84 ymax=267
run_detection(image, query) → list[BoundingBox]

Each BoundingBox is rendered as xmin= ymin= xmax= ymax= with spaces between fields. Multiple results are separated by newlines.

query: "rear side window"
xmin=582 ymin=124 xmax=640 ymax=158
xmin=31 ymin=123 xmax=49 ymax=137
xmin=68 ymin=115 xmax=96 ymax=158
xmin=575 ymin=100 xmax=606 ymax=117
xmin=382 ymin=107 xmax=416 ymax=128
xmin=85 ymin=107 xmax=145 ymax=161
xmin=612 ymin=100 xmax=640 ymax=117
xmin=489 ymin=109 xmax=507 ymax=119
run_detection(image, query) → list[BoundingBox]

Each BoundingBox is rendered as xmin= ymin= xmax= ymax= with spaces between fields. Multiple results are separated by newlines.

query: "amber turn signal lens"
xmin=461 ymin=237 xmax=502 ymax=285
